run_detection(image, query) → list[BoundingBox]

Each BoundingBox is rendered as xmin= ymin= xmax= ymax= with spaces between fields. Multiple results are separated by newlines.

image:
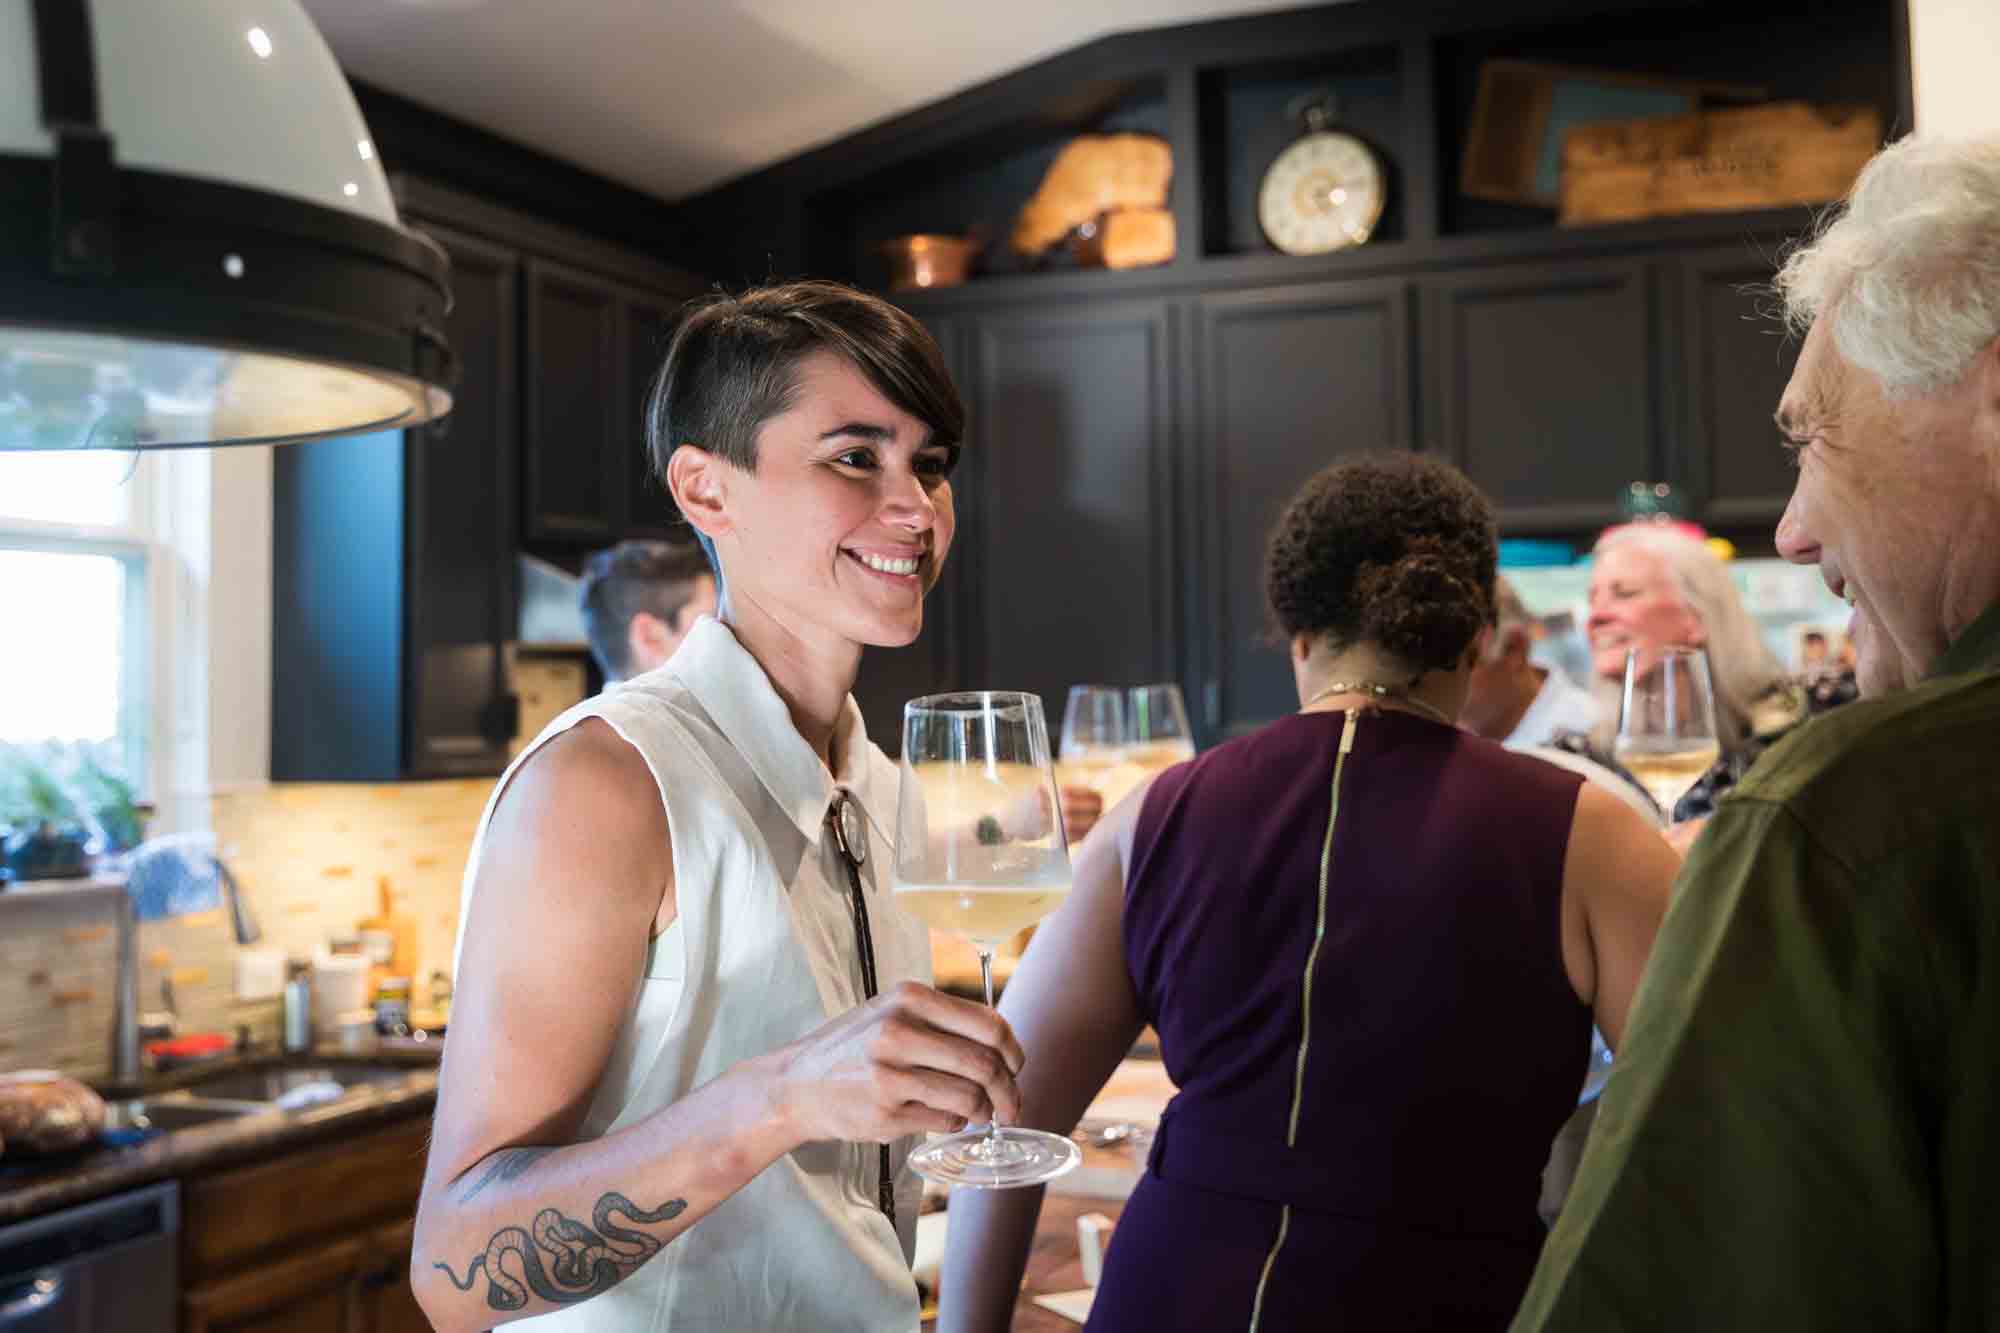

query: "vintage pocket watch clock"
xmin=1257 ymin=92 xmax=1386 ymax=255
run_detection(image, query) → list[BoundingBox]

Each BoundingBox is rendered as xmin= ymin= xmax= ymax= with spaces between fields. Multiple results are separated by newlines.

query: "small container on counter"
xmin=373 ymin=975 xmax=411 ymax=1036
xmin=311 ymin=952 xmax=371 ymax=1038
xmin=235 ymin=947 xmax=287 ymax=1002
xmin=332 ymin=1009 xmax=379 ymax=1053
xmin=282 ymin=959 xmax=313 ymax=1054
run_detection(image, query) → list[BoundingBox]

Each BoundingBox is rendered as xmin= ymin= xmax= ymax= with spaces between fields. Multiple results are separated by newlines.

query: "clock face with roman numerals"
xmin=1257 ymin=130 xmax=1386 ymax=256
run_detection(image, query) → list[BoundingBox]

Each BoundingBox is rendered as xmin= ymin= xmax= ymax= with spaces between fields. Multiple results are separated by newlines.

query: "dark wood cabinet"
xmin=180 ymin=1118 xmax=431 ymax=1333
xmin=959 ymin=300 xmax=1180 ymax=733
xmin=1192 ymin=278 xmax=1414 ymax=737
xmin=1424 ymin=259 xmax=1662 ymax=534
xmin=524 ymin=259 xmax=625 ymax=544
xmin=358 ymin=1216 xmax=432 ymax=1333
xmin=181 ymin=1235 xmax=371 ymax=1333
xmin=523 ymin=262 xmax=703 ymax=545
xmin=1677 ymin=245 xmax=1803 ymax=528
xmin=273 ymin=177 xmax=709 ymax=779
xmin=406 ymin=225 xmax=521 ymax=777
xmin=622 ymin=293 xmax=687 ymax=537
xmin=273 ymin=224 xmax=520 ymax=781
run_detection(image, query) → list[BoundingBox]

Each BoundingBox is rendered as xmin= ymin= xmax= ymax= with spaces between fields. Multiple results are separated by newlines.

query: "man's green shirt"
xmin=1514 ymin=603 xmax=2000 ymax=1331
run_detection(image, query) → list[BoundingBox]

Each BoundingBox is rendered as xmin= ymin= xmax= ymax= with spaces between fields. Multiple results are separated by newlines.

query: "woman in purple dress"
xmin=939 ymin=454 xmax=1680 ymax=1331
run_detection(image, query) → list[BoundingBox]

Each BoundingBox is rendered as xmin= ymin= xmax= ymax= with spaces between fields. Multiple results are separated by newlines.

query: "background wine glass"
xmin=1056 ymin=682 xmax=1142 ymax=823
xmin=1613 ymin=646 xmax=1720 ymax=819
xmin=1058 ymin=684 xmax=1127 ymax=779
xmin=1126 ymin=682 xmax=1195 ymax=777
xmin=894 ymin=691 xmax=1081 ymax=1189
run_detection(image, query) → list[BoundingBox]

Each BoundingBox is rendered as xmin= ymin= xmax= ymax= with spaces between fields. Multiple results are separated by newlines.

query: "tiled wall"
xmin=0 ymin=779 xmax=495 ymax=1083
xmin=2 ymin=773 xmax=983 ymax=1083
xmin=212 ymin=779 xmax=497 ymax=988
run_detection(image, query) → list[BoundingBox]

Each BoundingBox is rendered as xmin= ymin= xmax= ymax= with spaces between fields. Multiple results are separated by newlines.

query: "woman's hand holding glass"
xmin=765 ymin=981 xmax=1024 ymax=1144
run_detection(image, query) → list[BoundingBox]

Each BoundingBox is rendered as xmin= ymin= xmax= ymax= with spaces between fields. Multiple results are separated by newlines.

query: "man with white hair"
xmin=1512 ymin=134 xmax=2000 ymax=1329
xmin=1461 ymin=575 xmax=1602 ymax=747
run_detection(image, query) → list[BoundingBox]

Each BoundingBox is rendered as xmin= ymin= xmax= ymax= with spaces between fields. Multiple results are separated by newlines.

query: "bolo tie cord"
xmin=828 ymin=794 xmax=895 ymax=1227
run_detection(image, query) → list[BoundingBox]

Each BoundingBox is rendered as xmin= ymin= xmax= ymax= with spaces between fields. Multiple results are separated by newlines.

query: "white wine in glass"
xmin=1126 ymin=682 xmax=1196 ymax=775
xmin=1614 ymin=646 xmax=1721 ymax=818
xmin=895 ymin=691 xmax=1081 ymax=1189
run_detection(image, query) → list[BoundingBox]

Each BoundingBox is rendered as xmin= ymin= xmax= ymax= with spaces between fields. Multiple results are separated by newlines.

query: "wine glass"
xmin=1057 ymin=683 xmax=1133 ymax=818
xmin=894 ymin=691 xmax=1081 ymax=1189
xmin=1126 ymin=683 xmax=1195 ymax=776
xmin=1613 ymin=647 xmax=1720 ymax=819
xmin=1059 ymin=684 xmax=1127 ymax=772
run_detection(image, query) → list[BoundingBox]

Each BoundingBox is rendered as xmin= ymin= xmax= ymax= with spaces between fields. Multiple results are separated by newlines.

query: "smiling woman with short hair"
xmin=412 ymin=281 xmax=1023 ymax=1333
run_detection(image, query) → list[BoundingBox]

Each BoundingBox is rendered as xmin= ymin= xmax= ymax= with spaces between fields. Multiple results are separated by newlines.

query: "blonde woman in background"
xmin=1555 ymin=523 xmax=1819 ymax=827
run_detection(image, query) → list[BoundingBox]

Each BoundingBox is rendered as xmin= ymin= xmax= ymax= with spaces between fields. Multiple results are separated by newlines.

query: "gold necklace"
xmin=1301 ymin=679 xmax=1455 ymax=727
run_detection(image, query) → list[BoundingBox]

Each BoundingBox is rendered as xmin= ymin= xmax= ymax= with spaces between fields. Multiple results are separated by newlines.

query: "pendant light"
xmin=0 ymin=0 xmax=454 ymax=451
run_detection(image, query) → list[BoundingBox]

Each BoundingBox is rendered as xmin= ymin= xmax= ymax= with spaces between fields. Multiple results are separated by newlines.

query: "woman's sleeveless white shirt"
xmin=450 ymin=618 xmax=932 ymax=1331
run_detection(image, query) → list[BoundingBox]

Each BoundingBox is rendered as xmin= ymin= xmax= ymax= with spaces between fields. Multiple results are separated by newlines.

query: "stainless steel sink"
xmin=109 ymin=1097 xmax=261 ymax=1131
xmin=180 ymin=1062 xmax=409 ymax=1106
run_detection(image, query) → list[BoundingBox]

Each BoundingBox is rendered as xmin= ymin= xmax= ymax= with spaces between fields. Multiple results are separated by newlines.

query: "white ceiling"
xmin=301 ymin=0 xmax=1323 ymax=202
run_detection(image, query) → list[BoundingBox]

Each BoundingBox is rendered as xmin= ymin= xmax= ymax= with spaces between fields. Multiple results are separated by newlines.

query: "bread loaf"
xmin=1012 ymin=134 xmax=1173 ymax=257
xmin=0 ymin=1070 xmax=106 ymax=1155
xmin=1072 ymin=207 xmax=1176 ymax=270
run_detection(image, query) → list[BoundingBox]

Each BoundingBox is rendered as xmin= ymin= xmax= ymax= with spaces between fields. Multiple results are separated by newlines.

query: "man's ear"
xmin=667 ymin=443 xmax=730 ymax=543
xmin=628 ymin=611 xmax=670 ymax=667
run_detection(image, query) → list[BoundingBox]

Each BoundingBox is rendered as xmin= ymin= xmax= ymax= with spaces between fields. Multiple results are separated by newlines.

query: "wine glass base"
xmin=908 ymin=1126 xmax=1081 ymax=1190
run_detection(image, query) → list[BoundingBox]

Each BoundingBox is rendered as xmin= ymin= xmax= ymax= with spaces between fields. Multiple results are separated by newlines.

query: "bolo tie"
xmin=826 ymin=790 xmax=896 ymax=1227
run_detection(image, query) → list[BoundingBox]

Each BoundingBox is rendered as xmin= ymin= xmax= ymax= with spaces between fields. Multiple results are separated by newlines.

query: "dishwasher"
xmin=0 ymin=1180 xmax=178 ymax=1332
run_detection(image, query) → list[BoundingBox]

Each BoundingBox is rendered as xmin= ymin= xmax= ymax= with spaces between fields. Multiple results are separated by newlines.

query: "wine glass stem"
xmin=979 ymin=946 xmax=1001 ymax=1149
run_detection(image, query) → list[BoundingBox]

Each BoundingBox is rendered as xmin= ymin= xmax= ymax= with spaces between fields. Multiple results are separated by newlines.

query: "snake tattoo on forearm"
xmin=435 ymin=1187 xmax=689 ymax=1311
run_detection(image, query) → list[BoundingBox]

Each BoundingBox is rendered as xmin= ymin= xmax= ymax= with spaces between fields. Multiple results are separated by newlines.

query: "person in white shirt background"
xmin=1460 ymin=575 xmax=1602 ymax=747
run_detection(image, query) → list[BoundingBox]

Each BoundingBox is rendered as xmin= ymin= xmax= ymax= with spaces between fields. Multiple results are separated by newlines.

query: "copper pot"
xmin=880 ymin=234 xmax=978 ymax=291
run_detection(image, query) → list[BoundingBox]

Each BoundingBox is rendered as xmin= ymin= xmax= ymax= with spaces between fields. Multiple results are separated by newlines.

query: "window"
xmin=0 ymin=450 xmax=158 ymax=792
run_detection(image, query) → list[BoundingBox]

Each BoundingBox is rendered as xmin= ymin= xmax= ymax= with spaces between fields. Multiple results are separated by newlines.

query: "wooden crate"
xmin=1459 ymin=59 xmax=1763 ymax=208
xmin=1558 ymin=101 xmax=1882 ymax=226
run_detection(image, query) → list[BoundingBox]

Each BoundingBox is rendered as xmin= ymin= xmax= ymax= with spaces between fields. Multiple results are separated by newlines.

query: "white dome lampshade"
xmin=0 ymin=0 xmax=454 ymax=451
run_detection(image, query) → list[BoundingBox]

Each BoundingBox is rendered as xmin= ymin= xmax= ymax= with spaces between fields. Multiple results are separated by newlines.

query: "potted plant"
xmin=68 ymin=748 xmax=147 ymax=854
xmin=0 ymin=747 xmax=96 ymax=883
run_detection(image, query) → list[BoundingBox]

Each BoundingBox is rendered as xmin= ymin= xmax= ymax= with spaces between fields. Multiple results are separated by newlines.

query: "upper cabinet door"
xmin=405 ymin=224 xmax=520 ymax=778
xmin=1677 ymin=244 xmax=1802 ymax=529
xmin=1193 ymin=278 xmax=1413 ymax=739
xmin=620 ymin=291 xmax=690 ymax=538
xmin=1424 ymin=260 xmax=1660 ymax=533
xmin=523 ymin=258 xmax=623 ymax=543
xmin=963 ymin=301 xmax=1178 ymax=733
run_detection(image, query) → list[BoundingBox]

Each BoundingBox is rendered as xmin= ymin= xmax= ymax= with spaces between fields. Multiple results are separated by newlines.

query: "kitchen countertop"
xmin=925 ymin=1057 xmax=1174 ymax=1329
xmin=0 ymin=1043 xmax=441 ymax=1225
xmin=3 ymin=1046 xmax=1174 ymax=1330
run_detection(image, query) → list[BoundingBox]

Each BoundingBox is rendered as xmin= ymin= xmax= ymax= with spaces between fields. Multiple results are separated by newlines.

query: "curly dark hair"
xmin=1264 ymin=453 xmax=1497 ymax=676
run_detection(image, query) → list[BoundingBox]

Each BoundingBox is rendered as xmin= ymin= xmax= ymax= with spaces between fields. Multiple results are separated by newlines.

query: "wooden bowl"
xmin=880 ymin=234 xmax=977 ymax=291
